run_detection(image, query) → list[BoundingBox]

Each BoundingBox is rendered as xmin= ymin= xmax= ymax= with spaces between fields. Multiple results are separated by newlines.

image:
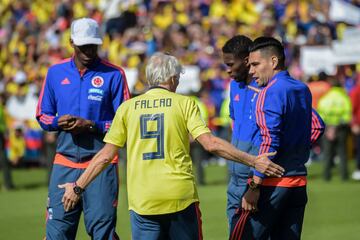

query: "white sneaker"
xmin=351 ymin=170 xmax=360 ymax=180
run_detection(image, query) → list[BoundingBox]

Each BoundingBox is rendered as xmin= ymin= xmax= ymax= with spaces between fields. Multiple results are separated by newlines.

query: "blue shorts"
xmin=241 ymin=186 xmax=307 ymax=240
xmin=46 ymin=163 xmax=119 ymax=240
xmin=130 ymin=202 xmax=203 ymax=240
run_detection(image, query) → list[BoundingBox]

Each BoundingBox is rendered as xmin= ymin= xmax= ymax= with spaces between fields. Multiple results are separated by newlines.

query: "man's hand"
xmin=242 ymin=188 xmax=260 ymax=211
xmin=59 ymin=115 xmax=94 ymax=134
xmin=325 ymin=126 xmax=336 ymax=141
xmin=254 ymin=152 xmax=284 ymax=177
xmin=58 ymin=183 xmax=80 ymax=212
xmin=58 ymin=115 xmax=77 ymax=129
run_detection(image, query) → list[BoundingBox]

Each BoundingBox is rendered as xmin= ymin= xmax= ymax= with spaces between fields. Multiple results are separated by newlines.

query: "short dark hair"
xmin=222 ymin=35 xmax=253 ymax=58
xmin=249 ymin=37 xmax=285 ymax=68
xmin=318 ymin=71 xmax=328 ymax=81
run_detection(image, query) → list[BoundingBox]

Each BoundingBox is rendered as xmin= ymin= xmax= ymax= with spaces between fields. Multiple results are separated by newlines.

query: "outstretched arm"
xmin=59 ymin=143 xmax=119 ymax=211
xmin=196 ymin=133 xmax=284 ymax=177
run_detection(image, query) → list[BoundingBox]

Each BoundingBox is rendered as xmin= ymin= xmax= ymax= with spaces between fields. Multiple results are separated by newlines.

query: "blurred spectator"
xmin=213 ymin=95 xmax=232 ymax=142
xmin=350 ymin=73 xmax=360 ymax=180
xmin=337 ymin=65 xmax=357 ymax=94
xmin=190 ymin=90 xmax=211 ymax=185
xmin=318 ymin=77 xmax=352 ymax=181
xmin=0 ymin=95 xmax=14 ymax=190
xmin=5 ymin=70 xmax=41 ymax=165
xmin=206 ymin=65 xmax=230 ymax=115
xmin=308 ymin=71 xmax=331 ymax=109
xmin=7 ymin=122 xmax=25 ymax=165
xmin=105 ymin=9 xmax=137 ymax=36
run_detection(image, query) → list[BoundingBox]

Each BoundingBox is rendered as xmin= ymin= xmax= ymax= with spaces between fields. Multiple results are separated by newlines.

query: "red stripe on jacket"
xmin=54 ymin=153 xmax=119 ymax=168
xmin=311 ymin=111 xmax=321 ymax=143
xmin=256 ymin=80 xmax=277 ymax=154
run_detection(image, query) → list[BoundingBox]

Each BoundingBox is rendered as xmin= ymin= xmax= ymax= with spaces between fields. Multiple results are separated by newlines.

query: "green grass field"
xmin=0 ymin=161 xmax=359 ymax=239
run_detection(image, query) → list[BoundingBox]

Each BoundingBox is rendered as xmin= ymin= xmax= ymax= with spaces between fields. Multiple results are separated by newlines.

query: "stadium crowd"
xmin=1 ymin=0 xmax=360 ymax=190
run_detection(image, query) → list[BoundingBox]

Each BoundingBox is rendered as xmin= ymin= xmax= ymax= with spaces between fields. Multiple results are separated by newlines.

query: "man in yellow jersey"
xmin=59 ymin=52 xmax=284 ymax=240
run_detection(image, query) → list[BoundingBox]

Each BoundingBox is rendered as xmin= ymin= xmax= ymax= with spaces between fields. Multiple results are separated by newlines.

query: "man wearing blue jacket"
xmin=223 ymin=36 xmax=325 ymax=240
xmin=222 ymin=35 xmax=261 ymax=229
xmin=241 ymin=37 xmax=313 ymax=240
xmin=36 ymin=18 xmax=130 ymax=240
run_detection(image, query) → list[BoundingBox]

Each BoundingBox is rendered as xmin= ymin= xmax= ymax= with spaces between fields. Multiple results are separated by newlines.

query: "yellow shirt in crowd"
xmin=104 ymin=87 xmax=210 ymax=215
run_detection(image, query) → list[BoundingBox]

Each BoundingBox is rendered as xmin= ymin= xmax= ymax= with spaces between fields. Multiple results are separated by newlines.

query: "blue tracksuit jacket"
xmin=228 ymin=79 xmax=260 ymax=178
xmin=226 ymin=74 xmax=324 ymax=226
xmin=36 ymin=57 xmax=130 ymax=162
xmin=253 ymin=71 xmax=313 ymax=177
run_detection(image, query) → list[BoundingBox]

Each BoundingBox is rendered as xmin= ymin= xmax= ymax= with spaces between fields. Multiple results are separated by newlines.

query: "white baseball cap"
xmin=70 ymin=18 xmax=103 ymax=46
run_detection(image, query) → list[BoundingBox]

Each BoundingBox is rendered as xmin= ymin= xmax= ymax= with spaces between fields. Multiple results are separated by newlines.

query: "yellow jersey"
xmin=104 ymin=87 xmax=210 ymax=215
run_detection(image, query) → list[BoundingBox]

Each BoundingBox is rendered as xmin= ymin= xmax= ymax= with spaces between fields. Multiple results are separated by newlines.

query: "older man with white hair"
xmin=60 ymin=52 xmax=284 ymax=240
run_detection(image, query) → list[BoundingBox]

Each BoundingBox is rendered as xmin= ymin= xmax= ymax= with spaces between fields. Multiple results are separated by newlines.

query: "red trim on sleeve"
xmin=311 ymin=111 xmax=321 ymax=143
xmin=39 ymin=114 xmax=55 ymax=125
xmin=105 ymin=122 xmax=112 ymax=130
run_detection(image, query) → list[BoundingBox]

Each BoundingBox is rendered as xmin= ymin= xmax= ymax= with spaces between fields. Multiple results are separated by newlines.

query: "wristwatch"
xmin=249 ymin=178 xmax=260 ymax=190
xmin=73 ymin=182 xmax=85 ymax=195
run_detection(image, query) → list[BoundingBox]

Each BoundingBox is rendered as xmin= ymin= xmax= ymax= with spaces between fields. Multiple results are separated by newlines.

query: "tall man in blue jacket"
xmin=222 ymin=35 xmax=261 ymax=228
xmin=36 ymin=18 xmax=130 ymax=240
xmin=241 ymin=37 xmax=313 ymax=240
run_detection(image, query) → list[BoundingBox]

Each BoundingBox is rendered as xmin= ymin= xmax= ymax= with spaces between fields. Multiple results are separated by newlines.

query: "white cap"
xmin=70 ymin=18 xmax=103 ymax=46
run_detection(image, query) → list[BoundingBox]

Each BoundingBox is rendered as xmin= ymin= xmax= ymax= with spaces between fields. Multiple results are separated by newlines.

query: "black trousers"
xmin=190 ymin=141 xmax=206 ymax=185
xmin=0 ymin=133 xmax=14 ymax=189
xmin=355 ymin=133 xmax=360 ymax=170
xmin=322 ymin=126 xmax=349 ymax=181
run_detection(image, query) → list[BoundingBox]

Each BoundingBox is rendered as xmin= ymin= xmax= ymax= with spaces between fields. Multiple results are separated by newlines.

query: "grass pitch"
xmin=0 ymin=161 xmax=359 ymax=239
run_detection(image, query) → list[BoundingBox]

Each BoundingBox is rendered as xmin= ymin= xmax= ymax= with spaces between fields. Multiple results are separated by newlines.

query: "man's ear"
xmin=271 ymin=56 xmax=279 ymax=69
xmin=167 ymin=76 xmax=174 ymax=87
xmin=172 ymin=76 xmax=178 ymax=86
xmin=244 ymin=56 xmax=249 ymax=65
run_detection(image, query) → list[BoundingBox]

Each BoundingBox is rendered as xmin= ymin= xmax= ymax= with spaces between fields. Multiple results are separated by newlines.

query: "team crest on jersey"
xmin=91 ymin=76 xmax=104 ymax=88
